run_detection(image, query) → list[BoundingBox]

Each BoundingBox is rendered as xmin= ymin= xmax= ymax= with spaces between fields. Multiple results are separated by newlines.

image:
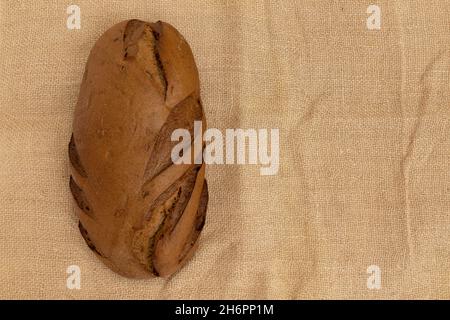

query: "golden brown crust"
xmin=69 ymin=19 xmax=208 ymax=278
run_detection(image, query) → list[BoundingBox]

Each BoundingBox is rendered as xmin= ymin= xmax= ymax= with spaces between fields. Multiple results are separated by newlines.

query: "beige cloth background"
xmin=1 ymin=0 xmax=450 ymax=299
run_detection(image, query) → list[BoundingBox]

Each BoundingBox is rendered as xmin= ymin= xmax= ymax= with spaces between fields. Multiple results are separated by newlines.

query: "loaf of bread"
xmin=68 ymin=19 xmax=208 ymax=278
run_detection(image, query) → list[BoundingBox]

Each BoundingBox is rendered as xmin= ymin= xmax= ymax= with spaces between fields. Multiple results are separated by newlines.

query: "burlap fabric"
xmin=1 ymin=0 xmax=449 ymax=299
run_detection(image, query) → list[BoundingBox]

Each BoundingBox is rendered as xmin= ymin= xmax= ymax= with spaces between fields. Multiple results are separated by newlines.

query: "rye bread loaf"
xmin=68 ymin=19 xmax=208 ymax=278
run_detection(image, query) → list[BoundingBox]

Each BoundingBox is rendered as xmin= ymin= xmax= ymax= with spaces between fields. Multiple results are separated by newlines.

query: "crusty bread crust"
xmin=69 ymin=20 xmax=208 ymax=278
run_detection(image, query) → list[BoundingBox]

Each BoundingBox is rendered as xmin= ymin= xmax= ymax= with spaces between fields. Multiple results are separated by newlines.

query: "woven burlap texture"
xmin=1 ymin=0 xmax=450 ymax=299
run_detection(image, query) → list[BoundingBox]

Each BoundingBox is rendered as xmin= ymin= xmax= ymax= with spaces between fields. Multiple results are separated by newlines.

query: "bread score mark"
xmin=69 ymin=176 xmax=93 ymax=217
xmin=68 ymin=134 xmax=87 ymax=178
xmin=122 ymin=20 xmax=168 ymax=100
xmin=132 ymin=165 xmax=205 ymax=276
